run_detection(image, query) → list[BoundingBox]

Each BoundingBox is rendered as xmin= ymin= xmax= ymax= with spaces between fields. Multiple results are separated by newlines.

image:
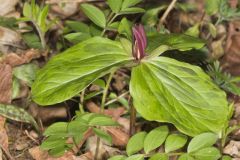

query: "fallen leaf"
xmin=0 ymin=26 xmax=22 ymax=54
xmin=229 ymin=0 xmax=238 ymax=8
xmin=0 ymin=0 xmax=18 ymax=16
xmin=51 ymin=3 xmax=79 ymax=18
xmin=74 ymin=151 xmax=93 ymax=160
xmin=0 ymin=116 xmax=10 ymax=159
xmin=224 ymin=140 xmax=240 ymax=158
xmin=29 ymin=103 xmax=68 ymax=124
xmin=86 ymin=136 xmax=121 ymax=160
xmin=0 ymin=49 xmax=41 ymax=67
xmin=29 ymin=146 xmax=76 ymax=160
xmin=0 ymin=148 xmax=2 ymax=160
xmin=221 ymin=21 xmax=240 ymax=76
xmin=0 ymin=64 xmax=12 ymax=104
xmin=86 ymin=102 xmax=125 ymax=120
xmin=105 ymin=127 xmax=129 ymax=147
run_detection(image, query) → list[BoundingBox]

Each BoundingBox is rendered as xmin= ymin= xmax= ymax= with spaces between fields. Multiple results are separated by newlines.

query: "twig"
xmin=104 ymin=91 xmax=129 ymax=106
xmin=0 ymin=144 xmax=14 ymax=160
xmin=157 ymin=0 xmax=177 ymax=31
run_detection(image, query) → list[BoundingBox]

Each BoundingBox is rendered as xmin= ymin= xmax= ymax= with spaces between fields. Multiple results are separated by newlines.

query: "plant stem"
xmin=157 ymin=0 xmax=177 ymax=31
xmin=32 ymin=21 xmax=46 ymax=50
xmin=129 ymin=99 xmax=136 ymax=136
xmin=94 ymin=70 xmax=115 ymax=160
xmin=79 ymin=89 xmax=85 ymax=113
xmin=104 ymin=91 xmax=129 ymax=106
xmin=100 ymin=71 xmax=115 ymax=112
xmin=101 ymin=13 xmax=118 ymax=37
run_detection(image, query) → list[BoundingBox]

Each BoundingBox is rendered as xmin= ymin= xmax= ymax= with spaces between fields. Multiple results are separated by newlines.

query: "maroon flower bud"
xmin=132 ymin=24 xmax=147 ymax=60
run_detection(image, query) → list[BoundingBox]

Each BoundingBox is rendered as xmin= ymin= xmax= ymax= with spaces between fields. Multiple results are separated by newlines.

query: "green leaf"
xmin=185 ymin=24 xmax=200 ymax=37
xmin=187 ymin=132 xmax=218 ymax=153
xmin=32 ymin=37 xmax=133 ymax=105
xmin=13 ymin=63 xmax=39 ymax=86
xmin=118 ymin=18 xmax=132 ymax=39
xmin=0 ymin=17 xmax=17 ymax=29
xmin=41 ymin=136 xmax=66 ymax=150
xmin=147 ymin=33 xmax=205 ymax=55
xmin=68 ymin=120 xmax=88 ymax=143
xmin=0 ymin=104 xmax=38 ymax=130
xmin=121 ymin=0 xmax=142 ymax=9
xmin=119 ymin=7 xmax=145 ymax=15
xmin=37 ymin=5 xmax=49 ymax=33
xmin=44 ymin=122 xmax=68 ymax=137
xmin=164 ymin=134 xmax=188 ymax=153
xmin=80 ymin=4 xmax=106 ymax=28
xmin=208 ymin=23 xmax=217 ymax=38
xmin=23 ymin=2 xmax=31 ymax=18
xmin=48 ymin=145 xmax=70 ymax=157
xmin=89 ymin=114 xmax=118 ymax=126
xmin=191 ymin=147 xmax=221 ymax=160
xmin=66 ymin=20 xmax=90 ymax=33
xmin=205 ymin=0 xmax=221 ymax=15
xmin=108 ymin=155 xmax=127 ymax=160
xmin=178 ymin=154 xmax=194 ymax=160
xmin=149 ymin=153 xmax=168 ymax=160
xmin=12 ymin=77 xmax=20 ymax=99
xmin=64 ymin=32 xmax=91 ymax=44
xmin=144 ymin=126 xmax=169 ymax=153
xmin=125 ymin=154 xmax=144 ymax=160
xmin=93 ymin=128 xmax=112 ymax=144
xmin=22 ymin=32 xmax=42 ymax=49
xmin=107 ymin=0 xmax=123 ymax=13
xmin=221 ymin=155 xmax=232 ymax=160
xmin=127 ymin=132 xmax=146 ymax=156
xmin=141 ymin=6 xmax=167 ymax=26
xmin=130 ymin=57 xmax=228 ymax=136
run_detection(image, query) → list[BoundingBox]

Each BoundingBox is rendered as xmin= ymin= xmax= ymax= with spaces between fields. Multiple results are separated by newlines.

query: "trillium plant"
xmin=31 ymin=0 xmax=230 ymax=158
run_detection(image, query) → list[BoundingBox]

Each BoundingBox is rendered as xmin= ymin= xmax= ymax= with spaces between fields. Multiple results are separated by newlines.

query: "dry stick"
xmin=0 ymin=144 xmax=14 ymax=160
xmin=157 ymin=0 xmax=178 ymax=31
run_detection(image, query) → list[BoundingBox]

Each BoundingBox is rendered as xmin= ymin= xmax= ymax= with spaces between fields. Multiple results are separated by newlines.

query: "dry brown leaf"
xmin=74 ymin=151 xmax=93 ymax=160
xmin=0 ymin=116 xmax=11 ymax=159
xmin=0 ymin=64 xmax=12 ymax=104
xmin=105 ymin=127 xmax=129 ymax=147
xmin=224 ymin=140 xmax=240 ymax=158
xmin=86 ymin=136 xmax=121 ymax=160
xmin=86 ymin=102 xmax=125 ymax=119
xmin=51 ymin=3 xmax=79 ymax=18
xmin=0 ymin=49 xmax=41 ymax=67
xmin=0 ymin=0 xmax=18 ymax=16
xmin=0 ymin=148 xmax=2 ymax=160
xmin=29 ymin=146 xmax=76 ymax=160
xmin=229 ymin=0 xmax=238 ymax=8
xmin=221 ymin=21 xmax=240 ymax=76
xmin=29 ymin=103 xmax=68 ymax=124
xmin=0 ymin=26 xmax=22 ymax=54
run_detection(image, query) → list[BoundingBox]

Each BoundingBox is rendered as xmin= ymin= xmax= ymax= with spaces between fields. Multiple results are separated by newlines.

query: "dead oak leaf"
xmin=0 ymin=64 xmax=12 ymax=104
xmin=0 ymin=49 xmax=41 ymax=67
xmin=0 ymin=116 xmax=10 ymax=158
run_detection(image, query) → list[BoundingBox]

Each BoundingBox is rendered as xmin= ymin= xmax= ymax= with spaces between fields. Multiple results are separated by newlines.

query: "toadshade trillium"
xmin=132 ymin=24 xmax=147 ymax=60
